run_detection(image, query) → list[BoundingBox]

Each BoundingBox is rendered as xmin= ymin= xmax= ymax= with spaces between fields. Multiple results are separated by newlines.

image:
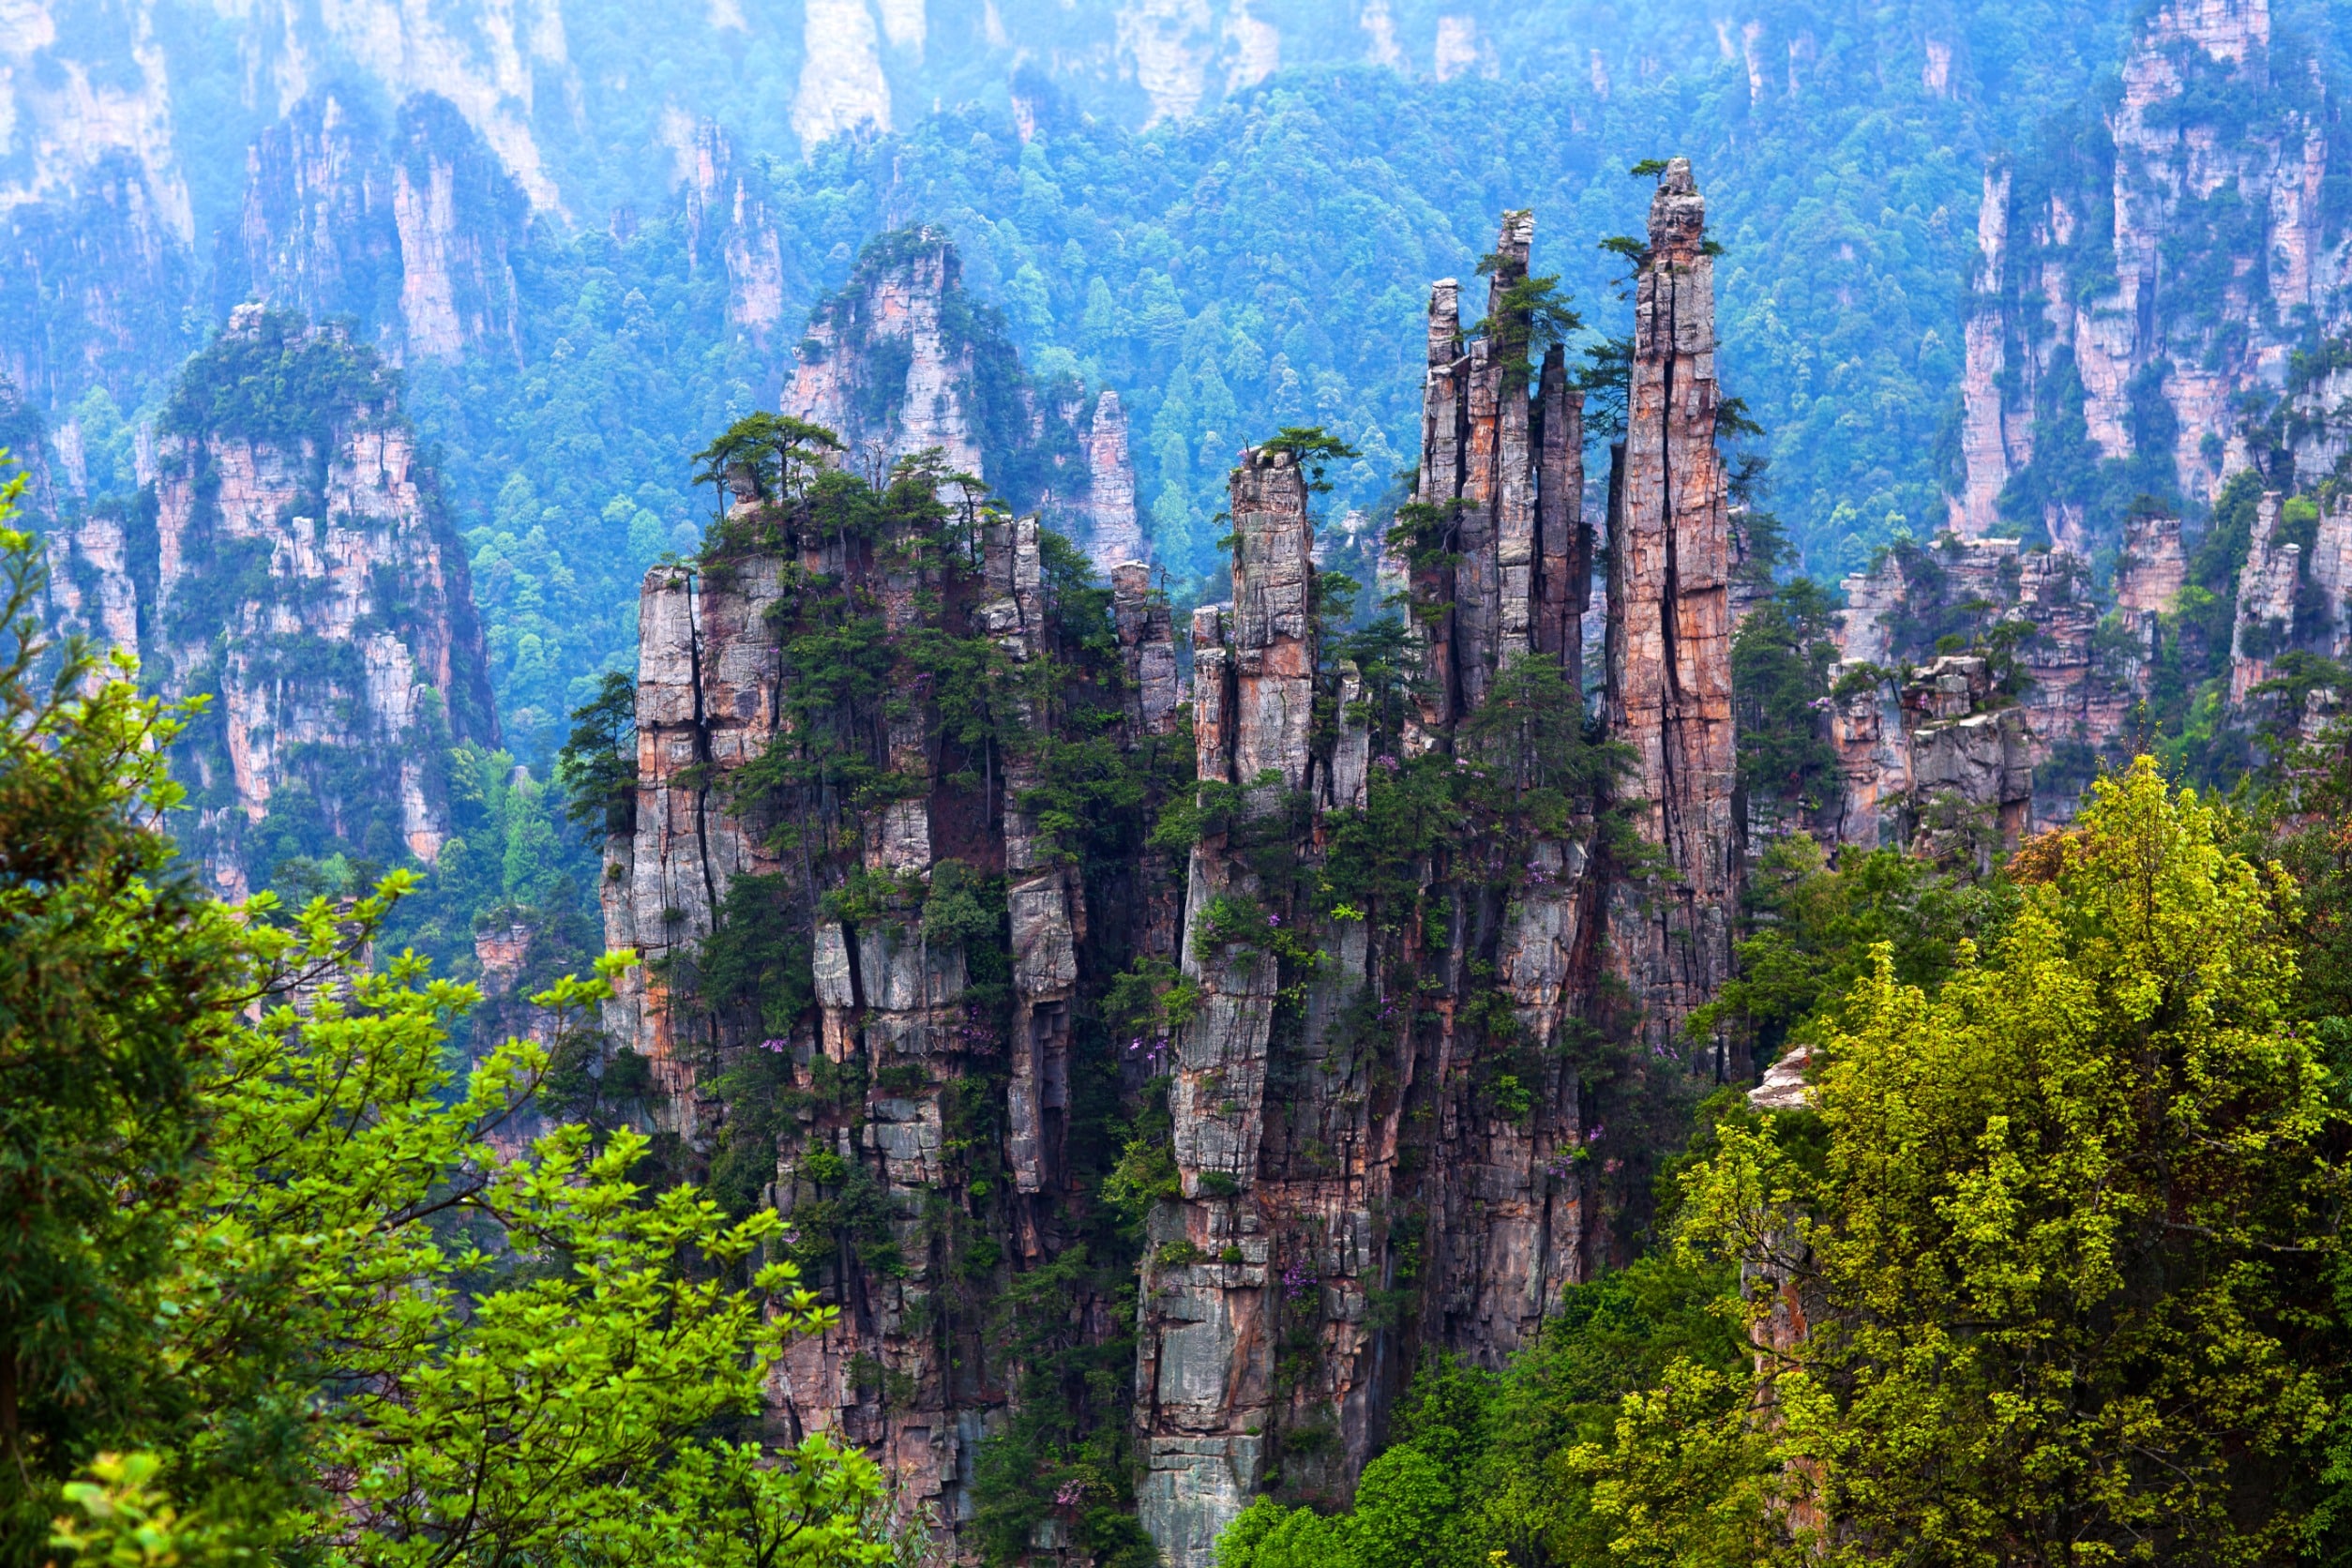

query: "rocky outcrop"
xmin=0 ymin=149 xmax=194 ymax=410
xmin=1409 ymin=210 xmax=1590 ymax=730
xmin=28 ymin=307 xmax=494 ymax=898
xmin=1960 ymin=0 xmax=2345 ymax=534
xmin=1603 ymin=159 xmax=1738 ymax=1056
xmin=2231 ymin=490 xmax=2299 ymax=702
xmin=219 ymin=91 xmax=528 ymax=367
xmin=784 ymin=229 xmax=1146 ymax=571
xmin=1823 ymin=526 xmax=2146 ymax=840
xmin=684 ymin=122 xmax=789 ymax=343
xmin=602 ymin=192 xmax=1737 ymax=1568
xmin=1084 ymin=391 xmax=1149 ymax=576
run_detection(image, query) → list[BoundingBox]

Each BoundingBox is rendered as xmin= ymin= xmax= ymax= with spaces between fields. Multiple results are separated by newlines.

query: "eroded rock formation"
xmin=598 ymin=192 xmax=1741 ymax=1566
xmin=219 ymin=90 xmax=528 ymax=367
xmin=1957 ymin=0 xmax=2346 ymax=531
xmin=24 ymin=306 xmax=494 ymax=897
xmin=1602 ymin=159 xmax=1738 ymax=1058
xmin=785 ymin=229 xmax=1148 ymax=573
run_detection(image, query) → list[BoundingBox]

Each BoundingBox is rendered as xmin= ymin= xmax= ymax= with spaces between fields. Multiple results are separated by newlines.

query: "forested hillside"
xmin=12 ymin=2 xmax=2352 ymax=1565
xmin=3 ymin=0 xmax=2271 ymax=761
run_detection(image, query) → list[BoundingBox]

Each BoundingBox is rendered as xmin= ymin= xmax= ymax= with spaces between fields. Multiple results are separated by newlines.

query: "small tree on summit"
xmin=1259 ymin=426 xmax=1361 ymax=495
xmin=692 ymin=412 xmax=844 ymax=514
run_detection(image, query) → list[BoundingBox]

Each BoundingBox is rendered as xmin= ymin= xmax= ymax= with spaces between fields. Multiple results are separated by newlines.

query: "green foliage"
xmin=0 ymin=496 xmax=889 ymax=1561
xmin=1214 ymin=1254 xmax=1744 ymax=1568
xmin=692 ymin=411 xmax=844 ymax=511
xmin=0 ymin=512 xmax=249 ymax=1554
xmin=1259 ymin=427 xmax=1363 ymax=495
xmin=1690 ymin=833 xmax=2014 ymax=1071
xmin=1614 ymin=761 xmax=2345 ymax=1561
xmin=160 ymin=309 xmax=388 ymax=449
xmin=1731 ymin=579 xmax=1843 ymax=815
xmin=557 ymin=670 xmax=639 ymax=837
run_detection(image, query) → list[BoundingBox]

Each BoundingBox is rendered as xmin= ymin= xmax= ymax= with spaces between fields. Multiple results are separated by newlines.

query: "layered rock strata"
xmin=602 ymin=191 xmax=1742 ymax=1568
xmin=1602 ymin=159 xmax=1738 ymax=1057
xmin=784 ymin=229 xmax=1147 ymax=571
xmin=25 ymin=308 xmax=494 ymax=897
xmin=1408 ymin=210 xmax=1590 ymax=729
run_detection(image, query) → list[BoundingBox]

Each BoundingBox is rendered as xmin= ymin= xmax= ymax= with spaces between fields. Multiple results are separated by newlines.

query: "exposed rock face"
xmin=218 ymin=91 xmax=527 ymax=367
xmin=1961 ymin=0 xmax=2344 ymax=533
xmin=26 ymin=308 xmax=495 ymax=898
xmin=1952 ymin=164 xmax=2015 ymax=536
xmin=598 ymin=453 xmax=1188 ymax=1534
xmin=1410 ymin=211 xmax=1590 ymax=728
xmin=684 ymin=123 xmax=788 ymax=341
xmin=1084 ymin=391 xmax=1149 ymax=576
xmin=603 ymin=196 xmax=1738 ymax=1568
xmin=785 ymin=229 xmax=1146 ymax=569
xmin=0 ymin=149 xmax=195 ymax=407
xmin=1824 ymin=527 xmax=2145 ymax=841
xmin=2232 ymin=490 xmax=2299 ymax=702
xmin=1603 ymin=159 xmax=1738 ymax=1056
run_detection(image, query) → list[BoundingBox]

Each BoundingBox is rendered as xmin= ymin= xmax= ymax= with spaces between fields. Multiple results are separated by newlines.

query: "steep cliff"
xmin=599 ymin=178 xmax=1742 ymax=1565
xmin=28 ymin=306 xmax=495 ymax=898
xmin=1955 ymin=0 xmax=2344 ymax=541
xmin=786 ymin=228 xmax=1146 ymax=575
xmin=1602 ymin=160 xmax=1739 ymax=1063
xmin=218 ymin=91 xmax=528 ymax=366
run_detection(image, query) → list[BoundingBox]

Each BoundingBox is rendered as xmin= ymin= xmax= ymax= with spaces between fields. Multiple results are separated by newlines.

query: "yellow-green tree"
xmin=1592 ymin=760 xmax=2345 ymax=1563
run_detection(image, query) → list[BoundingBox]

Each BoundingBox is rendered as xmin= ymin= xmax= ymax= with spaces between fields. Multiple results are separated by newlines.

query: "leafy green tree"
xmin=0 ymin=508 xmax=888 ymax=1564
xmin=1212 ymin=1253 xmax=1745 ymax=1568
xmin=1689 ymin=835 xmax=2013 ymax=1073
xmin=1603 ymin=760 xmax=2346 ymax=1563
xmin=44 ymin=887 xmax=893 ymax=1568
xmin=557 ymin=670 xmax=641 ymax=838
xmin=1728 ymin=580 xmax=1841 ymax=820
xmin=0 ymin=483 xmax=251 ymax=1556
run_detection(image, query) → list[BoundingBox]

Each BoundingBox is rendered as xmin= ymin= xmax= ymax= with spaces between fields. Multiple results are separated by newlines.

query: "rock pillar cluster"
xmin=1603 ymin=158 xmax=1739 ymax=1056
xmin=23 ymin=308 xmax=494 ymax=898
xmin=1410 ymin=212 xmax=1589 ymax=732
xmin=1957 ymin=0 xmax=2338 ymax=520
xmin=601 ymin=198 xmax=1741 ymax=1568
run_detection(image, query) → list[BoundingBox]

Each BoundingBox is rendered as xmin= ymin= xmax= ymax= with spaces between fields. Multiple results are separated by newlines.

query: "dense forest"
xmin=13 ymin=0 xmax=2352 ymax=1563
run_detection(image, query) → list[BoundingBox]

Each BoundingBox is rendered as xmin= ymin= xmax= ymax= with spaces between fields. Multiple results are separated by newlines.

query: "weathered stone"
xmin=1603 ymin=158 xmax=1739 ymax=1055
xmin=2232 ymin=490 xmax=2296 ymax=703
xmin=1114 ymin=561 xmax=1182 ymax=737
xmin=27 ymin=315 xmax=494 ymax=902
xmin=1228 ymin=449 xmax=1316 ymax=799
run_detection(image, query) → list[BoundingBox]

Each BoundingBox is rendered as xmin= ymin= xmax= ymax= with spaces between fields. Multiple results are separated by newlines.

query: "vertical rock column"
xmin=1604 ymin=158 xmax=1739 ymax=1060
xmin=600 ymin=555 xmax=792 ymax=1126
xmin=991 ymin=514 xmax=1082 ymax=1224
xmin=1135 ymin=448 xmax=1314 ymax=1568
xmin=2230 ymin=490 xmax=2297 ymax=704
xmin=1534 ymin=344 xmax=1589 ymax=684
xmin=1410 ymin=279 xmax=1464 ymax=742
xmin=1410 ymin=213 xmax=1590 ymax=731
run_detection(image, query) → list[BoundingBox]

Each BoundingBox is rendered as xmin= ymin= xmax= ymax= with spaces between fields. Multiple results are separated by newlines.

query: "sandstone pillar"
xmin=1603 ymin=158 xmax=1739 ymax=1063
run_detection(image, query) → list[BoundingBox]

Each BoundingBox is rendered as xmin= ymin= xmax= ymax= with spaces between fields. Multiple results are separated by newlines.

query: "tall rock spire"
xmin=1409 ymin=210 xmax=1589 ymax=733
xmin=1604 ymin=158 xmax=1739 ymax=1064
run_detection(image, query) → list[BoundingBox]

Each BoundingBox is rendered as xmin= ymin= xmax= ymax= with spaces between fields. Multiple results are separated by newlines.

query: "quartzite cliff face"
xmin=786 ymin=229 xmax=1147 ymax=576
xmin=25 ymin=305 xmax=495 ymax=897
xmin=1956 ymin=0 xmax=2346 ymax=538
xmin=598 ymin=168 xmax=1743 ymax=1566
